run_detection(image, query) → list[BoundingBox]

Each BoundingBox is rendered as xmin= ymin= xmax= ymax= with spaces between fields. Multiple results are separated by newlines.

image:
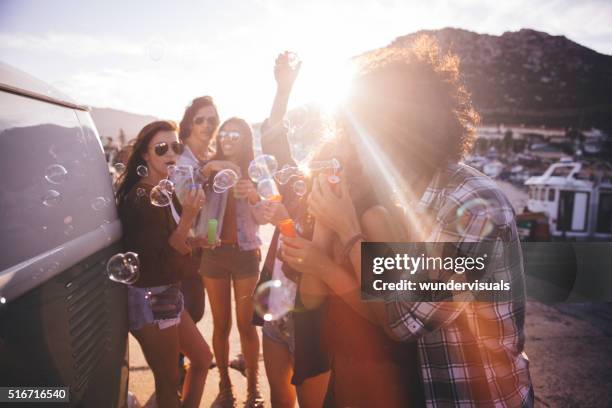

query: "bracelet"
xmin=342 ymin=233 xmax=367 ymax=262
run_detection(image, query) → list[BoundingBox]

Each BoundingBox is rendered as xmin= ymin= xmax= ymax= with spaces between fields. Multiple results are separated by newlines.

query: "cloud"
xmin=0 ymin=32 xmax=144 ymax=58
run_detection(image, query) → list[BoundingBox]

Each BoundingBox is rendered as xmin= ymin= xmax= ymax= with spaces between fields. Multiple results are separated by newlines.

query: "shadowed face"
xmin=142 ymin=130 xmax=181 ymax=179
xmin=189 ymin=105 xmax=218 ymax=147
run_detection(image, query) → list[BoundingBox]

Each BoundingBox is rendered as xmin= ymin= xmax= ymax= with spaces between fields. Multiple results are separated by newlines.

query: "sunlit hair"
xmin=178 ymin=95 xmax=219 ymax=141
xmin=338 ymin=36 xmax=480 ymax=240
xmin=347 ymin=35 xmax=479 ymax=177
xmin=115 ymin=120 xmax=178 ymax=208
xmin=211 ymin=117 xmax=255 ymax=178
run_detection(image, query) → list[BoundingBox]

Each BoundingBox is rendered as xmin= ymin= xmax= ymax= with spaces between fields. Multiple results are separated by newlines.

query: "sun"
xmin=291 ymin=56 xmax=356 ymax=113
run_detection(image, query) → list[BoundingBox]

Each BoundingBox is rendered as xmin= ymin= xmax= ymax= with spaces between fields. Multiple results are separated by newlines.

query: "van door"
xmin=558 ymin=190 xmax=589 ymax=233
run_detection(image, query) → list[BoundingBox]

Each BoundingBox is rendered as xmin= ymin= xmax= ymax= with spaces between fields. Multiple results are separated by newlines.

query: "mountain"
xmin=389 ymin=28 xmax=612 ymax=129
xmin=89 ymin=107 xmax=157 ymax=142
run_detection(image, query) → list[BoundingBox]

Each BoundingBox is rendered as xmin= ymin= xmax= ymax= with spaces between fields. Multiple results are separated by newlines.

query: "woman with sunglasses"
xmin=116 ymin=120 xmax=213 ymax=408
xmin=199 ymin=117 xmax=269 ymax=408
xmin=176 ymin=96 xmax=241 ymax=387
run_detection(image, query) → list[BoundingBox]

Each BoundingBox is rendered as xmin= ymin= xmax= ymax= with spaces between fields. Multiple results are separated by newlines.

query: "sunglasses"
xmin=193 ymin=116 xmax=218 ymax=126
xmin=218 ymin=130 xmax=241 ymax=143
xmin=153 ymin=141 xmax=184 ymax=156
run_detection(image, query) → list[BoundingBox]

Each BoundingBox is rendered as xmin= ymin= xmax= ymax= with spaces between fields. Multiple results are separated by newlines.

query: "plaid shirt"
xmin=385 ymin=163 xmax=534 ymax=408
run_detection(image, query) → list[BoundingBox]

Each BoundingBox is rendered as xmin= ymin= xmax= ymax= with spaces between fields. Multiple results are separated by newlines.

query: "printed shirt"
xmin=385 ymin=163 xmax=534 ymax=408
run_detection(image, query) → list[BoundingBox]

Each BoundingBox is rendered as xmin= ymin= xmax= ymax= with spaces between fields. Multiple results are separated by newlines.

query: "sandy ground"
xmin=128 ymin=184 xmax=612 ymax=407
xmin=128 ymin=300 xmax=612 ymax=407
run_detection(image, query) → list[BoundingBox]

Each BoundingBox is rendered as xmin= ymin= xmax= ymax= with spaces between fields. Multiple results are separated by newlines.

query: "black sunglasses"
xmin=193 ymin=115 xmax=218 ymax=126
xmin=153 ymin=141 xmax=184 ymax=156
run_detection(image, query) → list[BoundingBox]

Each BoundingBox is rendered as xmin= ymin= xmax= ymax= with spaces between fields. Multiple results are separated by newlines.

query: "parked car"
xmin=0 ymin=62 xmax=128 ymax=407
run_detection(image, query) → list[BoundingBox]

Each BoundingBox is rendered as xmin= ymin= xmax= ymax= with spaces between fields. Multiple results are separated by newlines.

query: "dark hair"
xmin=115 ymin=120 xmax=179 ymax=208
xmin=178 ymin=96 xmax=219 ymax=141
xmin=347 ymin=35 xmax=479 ymax=178
xmin=211 ymin=117 xmax=255 ymax=177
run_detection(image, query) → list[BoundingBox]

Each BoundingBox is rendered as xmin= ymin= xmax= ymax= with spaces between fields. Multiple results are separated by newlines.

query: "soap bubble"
xmin=253 ymin=279 xmax=294 ymax=321
xmin=248 ymin=155 xmax=278 ymax=183
xmin=158 ymin=179 xmax=175 ymax=195
xmin=91 ymin=196 xmax=110 ymax=211
xmin=168 ymin=165 xmax=194 ymax=204
xmin=293 ymin=180 xmax=307 ymax=196
xmin=213 ymin=169 xmax=239 ymax=193
xmin=136 ymin=187 xmax=147 ymax=199
xmin=106 ymin=252 xmax=140 ymax=284
xmin=455 ymin=198 xmax=495 ymax=238
xmin=42 ymin=190 xmax=62 ymax=207
xmin=136 ymin=165 xmax=148 ymax=177
xmin=257 ymin=178 xmax=281 ymax=201
xmin=150 ymin=185 xmax=171 ymax=207
xmin=44 ymin=164 xmax=68 ymax=184
xmin=274 ymin=166 xmax=300 ymax=185
xmin=147 ymin=37 xmax=166 ymax=62
xmin=113 ymin=163 xmax=126 ymax=174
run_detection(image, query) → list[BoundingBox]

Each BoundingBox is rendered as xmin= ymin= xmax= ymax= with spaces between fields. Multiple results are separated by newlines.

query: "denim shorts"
xmin=127 ymin=284 xmax=184 ymax=331
xmin=262 ymin=313 xmax=295 ymax=354
xmin=200 ymin=244 xmax=260 ymax=280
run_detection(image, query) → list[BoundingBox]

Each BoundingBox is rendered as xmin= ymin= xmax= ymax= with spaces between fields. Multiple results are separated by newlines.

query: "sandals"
xmin=211 ymin=386 xmax=236 ymax=408
xmin=243 ymin=389 xmax=264 ymax=408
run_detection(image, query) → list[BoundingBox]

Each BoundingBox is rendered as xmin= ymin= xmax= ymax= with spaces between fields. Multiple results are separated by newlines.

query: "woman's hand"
xmin=234 ymin=179 xmax=258 ymax=203
xmin=201 ymin=160 xmax=241 ymax=177
xmin=279 ymin=235 xmax=336 ymax=277
xmin=308 ymin=174 xmax=361 ymax=244
xmin=182 ymin=186 xmax=205 ymax=221
xmin=187 ymin=236 xmax=221 ymax=249
xmin=274 ymin=51 xmax=301 ymax=91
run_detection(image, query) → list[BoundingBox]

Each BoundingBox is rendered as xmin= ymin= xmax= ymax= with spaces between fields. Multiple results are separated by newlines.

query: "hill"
xmin=89 ymin=107 xmax=157 ymax=142
xmin=390 ymin=28 xmax=612 ymax=129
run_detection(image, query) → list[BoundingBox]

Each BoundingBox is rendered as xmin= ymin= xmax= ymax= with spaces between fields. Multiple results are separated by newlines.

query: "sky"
xmin=1 ymin=0 xmax=612 ymax=123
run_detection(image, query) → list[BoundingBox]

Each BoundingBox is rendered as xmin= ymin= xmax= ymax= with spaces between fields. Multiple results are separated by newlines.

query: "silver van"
xmin=0 ymin=62 xmax=128 ymax=407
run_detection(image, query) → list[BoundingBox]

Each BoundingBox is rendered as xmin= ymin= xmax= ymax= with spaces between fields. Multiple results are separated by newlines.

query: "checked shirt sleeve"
xmin=385 ymin=177 xmax=505 ymax=342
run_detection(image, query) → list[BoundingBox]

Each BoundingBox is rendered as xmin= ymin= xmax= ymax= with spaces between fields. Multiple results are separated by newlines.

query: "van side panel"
xmin=0 ymin=90 xmax=127 ymax=407
xmin=0 ymin=245 xmax=128 ymax=408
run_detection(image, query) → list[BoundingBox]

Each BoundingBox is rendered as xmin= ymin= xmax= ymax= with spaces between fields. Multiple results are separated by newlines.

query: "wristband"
xmin=342 ymin=233 xmax=366 ymax=262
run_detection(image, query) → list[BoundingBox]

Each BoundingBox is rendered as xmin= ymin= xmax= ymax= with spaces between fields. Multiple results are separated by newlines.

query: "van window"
xmin=557 ymin=190 xmax=589 ymax=232
xmin=596 ymin=192 xmax=612 ymax=233
xmin=0 ymin=91 xmax=117 ymax=272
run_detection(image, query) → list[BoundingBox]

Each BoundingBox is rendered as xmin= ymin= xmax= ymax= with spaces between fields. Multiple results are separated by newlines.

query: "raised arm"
xmin=268 ymin=51 xmax=301 ymax=128
xmin=261 ymin=52 xmax=300 ymax=167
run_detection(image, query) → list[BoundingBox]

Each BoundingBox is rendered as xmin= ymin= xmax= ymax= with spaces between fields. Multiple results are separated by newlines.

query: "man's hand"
xmin=308 ymin=174 xmax=361 ymax=244
xmin=274 ymin=51 xmax=301 ymax=91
